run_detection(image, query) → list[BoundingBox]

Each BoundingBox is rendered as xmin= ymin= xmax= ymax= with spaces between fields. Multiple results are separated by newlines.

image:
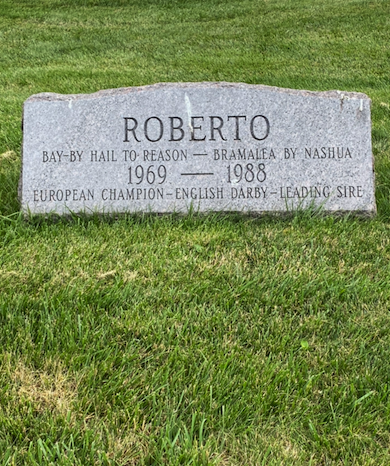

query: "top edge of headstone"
xmin=24 ymin=82 xmax=370 ymax=103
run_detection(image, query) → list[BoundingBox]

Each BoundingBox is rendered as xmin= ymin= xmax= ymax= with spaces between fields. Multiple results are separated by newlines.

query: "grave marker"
xmin=20 ymin=82 xmax=376 ymax=215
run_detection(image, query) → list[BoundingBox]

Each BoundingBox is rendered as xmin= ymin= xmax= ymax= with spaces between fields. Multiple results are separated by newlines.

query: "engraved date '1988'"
xmin=227 ymin=163 xmax=266 ymax=183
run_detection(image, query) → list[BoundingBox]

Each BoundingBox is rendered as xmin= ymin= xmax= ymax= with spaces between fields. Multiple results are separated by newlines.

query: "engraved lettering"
xmin=250 ymin=115 xmax=270 ymax=141
xmin=144 ymin=117 xmax=164 ymax=142
xmin=209 ymin=116 xmax=226 ymax=141
xmin=190 ymin=116 xmax=206 ymax=141
xmin=228 ymin=116 xmax=247 ymax=141
xmin=169 ymin=117 xmax=185 ymax=141
xmin=124 ymin=117 xmax=140 ymax=142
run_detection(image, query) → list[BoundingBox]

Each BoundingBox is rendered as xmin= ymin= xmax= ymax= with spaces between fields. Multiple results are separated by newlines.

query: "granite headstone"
xmin=20 ymin=82 xmax=376 ymax=215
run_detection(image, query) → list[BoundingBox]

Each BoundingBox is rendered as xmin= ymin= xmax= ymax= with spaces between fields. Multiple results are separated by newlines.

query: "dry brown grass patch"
xmin=106 ymin=428 xmax=149 ymax=465
xmin=0 ymin=150 xmax=17 ymax=161
xmin=9 ymin=358 xmax=78 ymax=417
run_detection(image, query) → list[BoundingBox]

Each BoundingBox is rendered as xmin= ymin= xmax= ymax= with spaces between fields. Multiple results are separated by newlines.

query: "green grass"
xmin=1 ymin=0 xmax=390 ymax=464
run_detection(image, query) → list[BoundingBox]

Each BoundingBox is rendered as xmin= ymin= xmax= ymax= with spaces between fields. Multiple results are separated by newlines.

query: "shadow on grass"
xmin=0 ymin=152 xmax=20 ymax=217
xmin=19 ymin=205 xmax=361 ymax=231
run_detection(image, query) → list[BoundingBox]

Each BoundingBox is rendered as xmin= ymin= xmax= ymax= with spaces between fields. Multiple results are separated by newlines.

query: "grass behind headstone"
xmin=1 ymin=0 xmax=390 ymax=464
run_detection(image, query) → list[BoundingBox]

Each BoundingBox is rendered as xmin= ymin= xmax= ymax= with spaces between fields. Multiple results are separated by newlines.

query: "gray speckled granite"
xmin=20 ymin=82 xmax=376 ymax=215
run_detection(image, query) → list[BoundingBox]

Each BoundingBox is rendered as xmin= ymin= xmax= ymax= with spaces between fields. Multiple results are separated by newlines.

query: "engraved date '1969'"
xmin=128 ymin=165 xmax=167 ymax=184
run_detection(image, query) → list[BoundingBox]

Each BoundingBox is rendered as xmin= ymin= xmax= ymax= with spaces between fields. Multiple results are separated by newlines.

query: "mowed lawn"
xmin=1 ymin=0 xmax=390 ymax=464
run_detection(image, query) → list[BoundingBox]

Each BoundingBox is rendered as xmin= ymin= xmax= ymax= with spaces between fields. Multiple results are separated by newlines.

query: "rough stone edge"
xmin=18 ymin=104 xmax=25 ymax=204
xmin=24 ymin=82 xmax=371 ymax=103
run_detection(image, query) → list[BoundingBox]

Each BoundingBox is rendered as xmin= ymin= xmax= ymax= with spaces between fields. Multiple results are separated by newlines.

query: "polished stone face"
xmin=20 ymin=82 xmax=376 ymax=215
